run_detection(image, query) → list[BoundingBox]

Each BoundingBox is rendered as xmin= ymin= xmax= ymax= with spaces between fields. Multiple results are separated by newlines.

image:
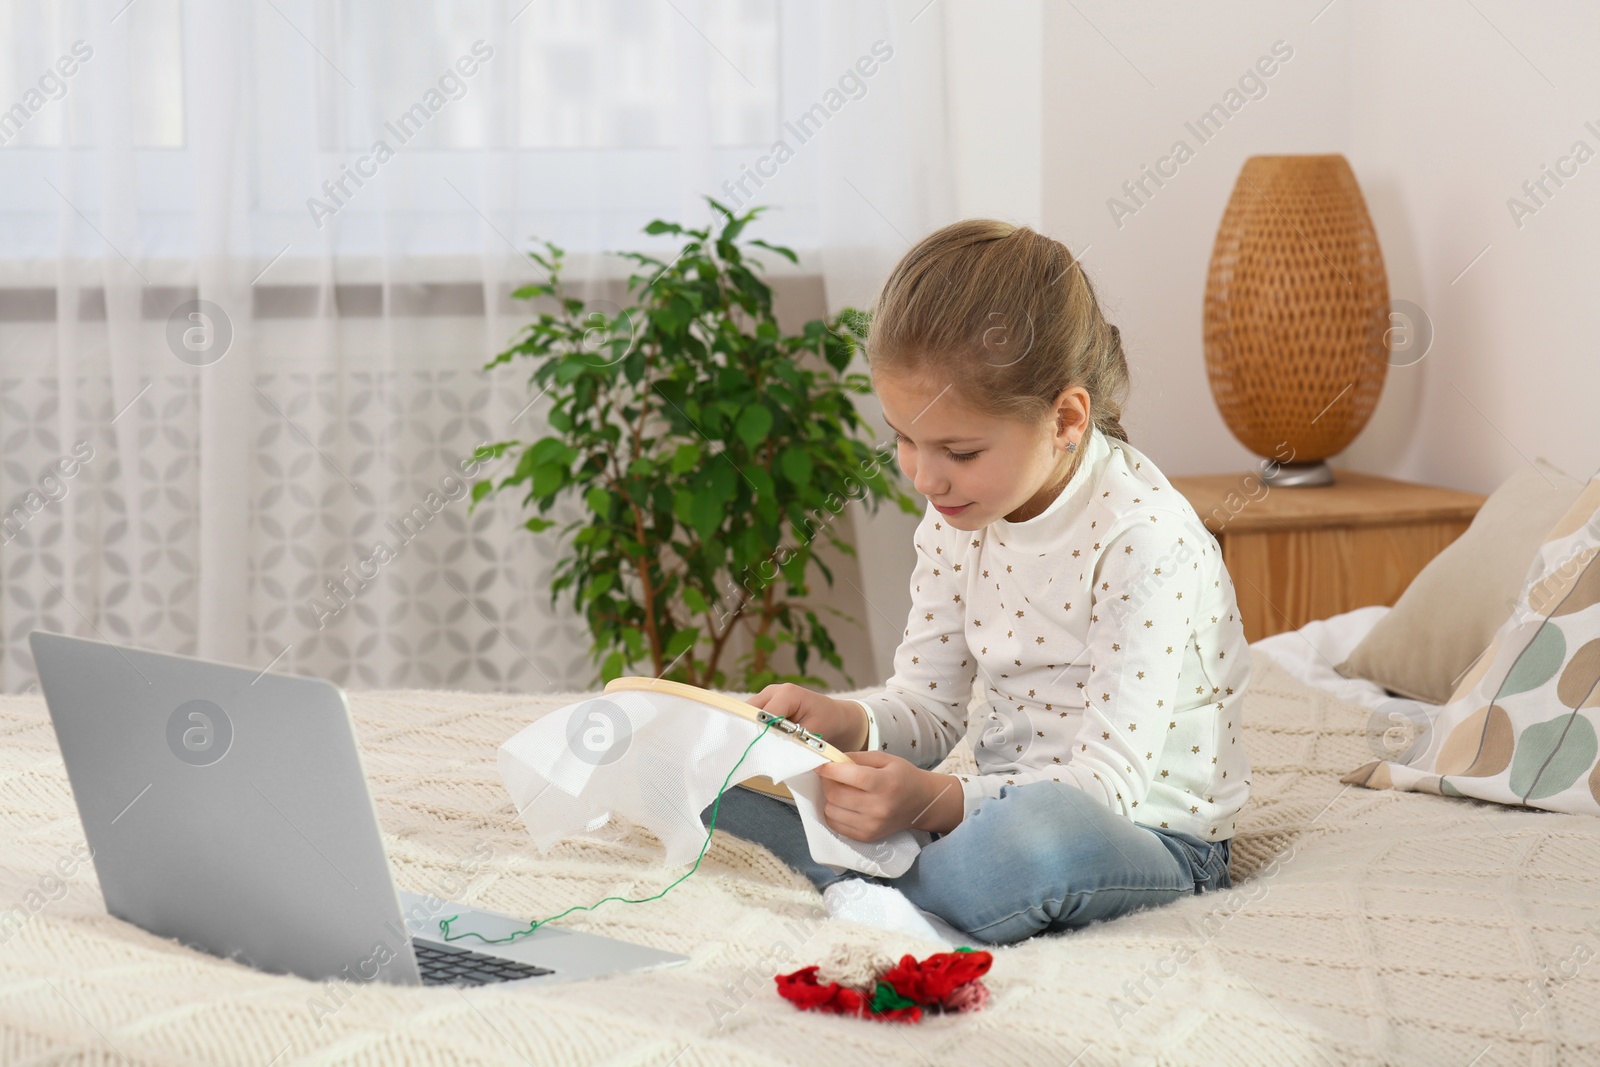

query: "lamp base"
xmin=1260 ymin=461 xmax=1335 ymax=488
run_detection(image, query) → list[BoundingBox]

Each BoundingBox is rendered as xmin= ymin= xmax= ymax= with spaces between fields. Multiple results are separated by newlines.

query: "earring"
xmin=1066 ymin=441 xmax=1077 ymax=453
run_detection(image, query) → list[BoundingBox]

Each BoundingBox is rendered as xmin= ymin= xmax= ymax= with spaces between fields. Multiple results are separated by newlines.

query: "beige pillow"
xmin=1342 ymin=470 xmax=1600 ymax=814
xmin=1335 ymin=458 xmax=1586 ymax=704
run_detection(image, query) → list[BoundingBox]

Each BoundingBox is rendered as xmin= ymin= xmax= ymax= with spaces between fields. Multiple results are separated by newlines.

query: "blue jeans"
xmin=699 ymin=779 xmax=1231 ymax=946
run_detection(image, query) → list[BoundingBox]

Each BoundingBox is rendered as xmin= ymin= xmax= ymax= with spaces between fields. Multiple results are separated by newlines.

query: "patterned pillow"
xmin=1342 ymin=471 xmax=1600 ymax=814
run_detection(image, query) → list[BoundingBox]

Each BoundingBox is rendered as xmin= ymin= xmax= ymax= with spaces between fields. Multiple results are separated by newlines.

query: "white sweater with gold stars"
xmin=849 ymin=424 xmax=1254 ymax=841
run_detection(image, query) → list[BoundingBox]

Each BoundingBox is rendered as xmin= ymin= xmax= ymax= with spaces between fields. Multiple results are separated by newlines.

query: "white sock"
xmin=821 ymin=880 xmax=976 ymax=948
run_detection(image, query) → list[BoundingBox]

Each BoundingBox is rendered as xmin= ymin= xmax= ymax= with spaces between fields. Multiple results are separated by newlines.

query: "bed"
xmin=3 ymin=607 xmax=1598 ymax=1066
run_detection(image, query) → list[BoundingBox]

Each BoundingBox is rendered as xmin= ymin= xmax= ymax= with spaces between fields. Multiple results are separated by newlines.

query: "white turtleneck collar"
xmin=989 ymin=424 xmax=1111 ymax=546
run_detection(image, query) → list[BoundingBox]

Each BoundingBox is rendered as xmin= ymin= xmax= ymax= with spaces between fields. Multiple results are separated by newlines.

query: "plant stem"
xmin=752 ymin=578 xmax=778 ymax=675
xmin=630 ymin=343 xmax=670 ymax=674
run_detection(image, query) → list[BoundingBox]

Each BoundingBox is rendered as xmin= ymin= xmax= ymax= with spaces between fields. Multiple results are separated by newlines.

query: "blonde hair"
xmin=867 ymin=219 xmax=1132 ymax=445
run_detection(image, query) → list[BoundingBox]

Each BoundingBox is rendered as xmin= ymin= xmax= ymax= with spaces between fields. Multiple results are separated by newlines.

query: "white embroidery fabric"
xmin=498 ymin=689 xmax=927 ymax=877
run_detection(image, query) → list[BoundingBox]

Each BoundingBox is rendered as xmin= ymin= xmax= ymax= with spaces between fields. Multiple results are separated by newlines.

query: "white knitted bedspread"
xmin=3 ymin=653 xmax=1598 ymax=1066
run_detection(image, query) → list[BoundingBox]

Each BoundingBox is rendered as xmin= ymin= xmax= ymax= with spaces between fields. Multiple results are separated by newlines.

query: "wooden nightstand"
xmin=1167 ymin=470 xmax=1487 ymax=643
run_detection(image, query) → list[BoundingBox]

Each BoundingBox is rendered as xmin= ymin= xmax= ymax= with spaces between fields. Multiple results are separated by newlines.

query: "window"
xmin=0 ymin=0 xmax=806 ymax=264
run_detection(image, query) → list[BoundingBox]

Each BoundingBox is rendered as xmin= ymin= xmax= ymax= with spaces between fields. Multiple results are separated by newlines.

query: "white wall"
xmin=1040 ymin=0 xmax=1597 ymax=491
xmin=1041 ymin=0 xmax=1354 ymax=475
xmin=845 ymin=0 xmax=1046 ymax=683
xmin=1342 ymin=0 xmax=1600 ymax=490
xmin=947 ymin=0 xmax=1043 ymax=226
xmin=853 ymin=0 xmax=1600 ymax=682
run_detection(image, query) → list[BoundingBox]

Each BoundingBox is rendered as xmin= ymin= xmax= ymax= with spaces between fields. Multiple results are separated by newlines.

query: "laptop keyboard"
xmin=414 ymin=940 xmax=555 ymax=985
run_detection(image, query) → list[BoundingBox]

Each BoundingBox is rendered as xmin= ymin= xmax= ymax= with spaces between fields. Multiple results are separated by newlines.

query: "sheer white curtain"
xmin=0 ymin=0 xmax=953 ymax=694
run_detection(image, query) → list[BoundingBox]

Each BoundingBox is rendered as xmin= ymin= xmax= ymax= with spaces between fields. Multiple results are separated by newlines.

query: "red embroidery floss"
xmin=774 ymin=947 xmax=994 ymax=1024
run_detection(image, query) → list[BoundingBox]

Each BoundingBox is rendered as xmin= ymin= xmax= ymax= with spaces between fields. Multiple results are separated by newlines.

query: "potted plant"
xmin=472 ymin=196 xmax=916 ymax=691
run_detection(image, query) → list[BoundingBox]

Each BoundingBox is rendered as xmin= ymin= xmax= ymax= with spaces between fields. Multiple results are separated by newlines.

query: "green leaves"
xmin=735 ymin=404 xmax=773 ymax=447
xmin=708 ymin=460 xmax=737 ymax=503
xmin=779 ymin=449 xmax=812 ymax=487
xmin=664 ymin=627 xmax=700 ymax=660
xmin=650 ymin=298 xmax=695 ymax=334
xmin=749 ymin=238 xmax=798 ymax=264
xmin=690 ymin=489 xmax=722 ymax=543
xmin=523 ymin=436 xmax=574 ymax=469
xmin=670 ymin=443 xmax=702 ymax=474
xmin=474 ymin=194 xmax=916 ymax=690
xmin=530 ymin=462 xmax=565 ymax=499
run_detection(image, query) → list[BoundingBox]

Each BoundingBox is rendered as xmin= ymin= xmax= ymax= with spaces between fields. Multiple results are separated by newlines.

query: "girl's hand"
xmin=814 ymin=753 xmax=965 ymax=840
xmin=746 ymin=683 xmax=869 ymax=751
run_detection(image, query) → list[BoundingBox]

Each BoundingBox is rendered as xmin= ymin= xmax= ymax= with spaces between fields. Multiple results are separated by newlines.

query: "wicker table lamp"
xmin=1202 ymin=154 xmax=1390 ymax=487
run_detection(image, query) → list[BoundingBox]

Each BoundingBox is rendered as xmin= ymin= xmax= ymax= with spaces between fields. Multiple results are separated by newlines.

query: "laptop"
xmin=29 ymin=630 xmax=688 ymax=988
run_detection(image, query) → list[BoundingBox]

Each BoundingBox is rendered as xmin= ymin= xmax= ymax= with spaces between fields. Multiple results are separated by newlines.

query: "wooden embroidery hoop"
xmin=601 ymin=676 xmax=853 ymax=801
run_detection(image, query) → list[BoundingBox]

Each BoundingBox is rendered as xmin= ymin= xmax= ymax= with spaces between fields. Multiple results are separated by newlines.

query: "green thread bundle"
xmin=439 ymin=717 xmax=778 ymax=946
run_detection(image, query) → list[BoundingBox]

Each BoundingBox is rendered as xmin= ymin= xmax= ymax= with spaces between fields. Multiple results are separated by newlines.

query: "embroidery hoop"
xmin=601 ymin=676 xmax=852 ymax=800
xmin=499 ymin=677 xmax=926 ymax=877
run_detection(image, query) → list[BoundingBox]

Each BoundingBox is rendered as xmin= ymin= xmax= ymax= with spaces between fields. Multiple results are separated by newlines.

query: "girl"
xmin=702 ymin=219 xmax=1253 ymax=946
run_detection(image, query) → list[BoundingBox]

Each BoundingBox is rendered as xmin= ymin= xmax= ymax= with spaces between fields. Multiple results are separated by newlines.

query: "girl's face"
xmin=874 ymin=370 xmax=1088 ymax=529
